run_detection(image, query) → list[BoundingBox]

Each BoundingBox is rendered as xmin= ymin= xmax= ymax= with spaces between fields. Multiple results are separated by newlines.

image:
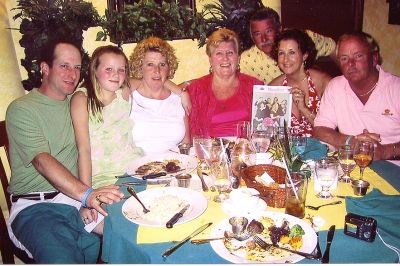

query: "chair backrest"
xmin=0 ymin=121 xmax=35 ymax=263
xmin=0 ymin=120 xmax=11 ymax=211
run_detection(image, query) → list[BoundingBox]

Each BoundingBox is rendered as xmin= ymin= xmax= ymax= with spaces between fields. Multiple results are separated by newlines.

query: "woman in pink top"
xmin=188 ymin=28 xmax=263 ymax=137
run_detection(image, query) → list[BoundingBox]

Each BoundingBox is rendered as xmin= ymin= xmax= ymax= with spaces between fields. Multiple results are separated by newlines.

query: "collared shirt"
xmin=240 ymin=30 xmax=336 ymax=84
xmin=314 ymin=66 xmax=400 ymax=144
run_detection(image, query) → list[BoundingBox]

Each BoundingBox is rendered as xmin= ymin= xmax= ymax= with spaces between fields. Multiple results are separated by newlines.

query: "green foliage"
xmin=98 ymin=0 xmax=208 ymax=46
xmin=12 ymin=0 xmax=102 ymax=91
xmin=201 ymin=0 xmax=264 ymax=52
xmin=12 ymin=0 xmax=266 ymax=90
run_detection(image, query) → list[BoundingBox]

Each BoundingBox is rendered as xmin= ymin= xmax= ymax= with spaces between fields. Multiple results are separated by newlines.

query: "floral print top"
xmin=283 ymin=71 xmax=320 ymax=137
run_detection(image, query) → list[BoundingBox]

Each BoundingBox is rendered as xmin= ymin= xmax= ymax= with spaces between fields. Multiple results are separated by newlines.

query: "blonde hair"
xmin=87 ymin=45 xmax=129 ymax=122
xmin=129 ymin=36 xmax=178 ymax=79
xmin=206 ymin=28 xmax=240 ymax=56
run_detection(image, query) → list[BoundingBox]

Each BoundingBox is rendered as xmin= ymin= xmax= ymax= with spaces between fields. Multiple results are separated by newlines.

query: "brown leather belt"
xmin=11 ymin=191 xmax=60 ymax=202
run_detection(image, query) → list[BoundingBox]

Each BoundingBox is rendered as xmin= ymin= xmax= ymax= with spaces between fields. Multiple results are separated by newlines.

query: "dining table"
xmin=101 ymin=151 xmax=400 ymax=264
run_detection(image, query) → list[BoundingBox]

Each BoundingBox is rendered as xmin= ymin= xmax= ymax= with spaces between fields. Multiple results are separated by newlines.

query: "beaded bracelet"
xmin=82 ymin=187 xmax=94 ymax=208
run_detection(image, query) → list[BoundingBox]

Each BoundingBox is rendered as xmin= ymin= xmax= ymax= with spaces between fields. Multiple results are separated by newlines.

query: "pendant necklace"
xmin=356 ymin=82 xmax=378 ymax=97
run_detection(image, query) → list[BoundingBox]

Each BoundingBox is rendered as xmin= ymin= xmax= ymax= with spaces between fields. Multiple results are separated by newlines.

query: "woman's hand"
xmin=180 ymin=91 xmax=192 ymax=115
xmin=291 ymin=87 xmax=307 ymax=111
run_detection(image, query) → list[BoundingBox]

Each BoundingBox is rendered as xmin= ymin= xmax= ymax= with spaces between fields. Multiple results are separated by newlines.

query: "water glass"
xmin=291 ymin=135 xmax=307 ymax=157
xmin=251 ymin=130 xmax=272 ymax=164
xmin=315 ymin=158 xmax=338 ymax=199
xmin=285 ymin=171 xmax=308 ymax=219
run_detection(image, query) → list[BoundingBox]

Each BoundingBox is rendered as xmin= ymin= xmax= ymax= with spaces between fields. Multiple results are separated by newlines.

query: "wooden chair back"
xmin=0 ymin=121 xmax=34 ymax=263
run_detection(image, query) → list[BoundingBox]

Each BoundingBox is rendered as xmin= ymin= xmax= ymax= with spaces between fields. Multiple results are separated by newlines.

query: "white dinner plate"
xmin=210 ymin=211 xmax=317 ymax=263
xmin=126 ymin=152 xmax=198 ymax=182
xmin=122 ymin=187 xmax=208 ymax=227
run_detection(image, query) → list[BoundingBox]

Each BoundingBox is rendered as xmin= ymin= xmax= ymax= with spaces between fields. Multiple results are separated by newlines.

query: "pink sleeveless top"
xmin=283 ymin=71 xmax=320 ymax=137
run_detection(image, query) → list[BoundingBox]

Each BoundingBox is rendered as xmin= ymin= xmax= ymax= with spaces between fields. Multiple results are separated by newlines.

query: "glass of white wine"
xmin=353 ymin=141 xmax=374 ymax=181
xmin=315 ymin=158 xmax=338 ymax=199
xmin=338 ymin=145 xmax=356 ymax=183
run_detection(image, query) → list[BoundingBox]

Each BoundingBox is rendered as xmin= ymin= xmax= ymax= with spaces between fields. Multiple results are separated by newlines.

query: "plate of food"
xmin=122 ymin=187 xmax=208 ymax=227
xmin=210 ymin=211 xmax=317 ymax=263
xmin=126 ymin=152 xmax=198 ymax=181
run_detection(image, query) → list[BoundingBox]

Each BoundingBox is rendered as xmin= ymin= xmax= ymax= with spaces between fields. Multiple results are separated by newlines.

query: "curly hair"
xmin=272 ymin=28 xmax=317 ymax=70
xmin=87 ymin=45 xmax=129 ymax=122
xmin=129 ymin=36 xmax=178 ymax=79
xmin=206 ymin=28 xmax=240 ymax=57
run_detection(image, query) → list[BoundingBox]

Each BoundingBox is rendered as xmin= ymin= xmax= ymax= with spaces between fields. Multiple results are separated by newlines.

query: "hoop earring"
xmin=209 ymin=66 xmax=213 ymax=73
xmin=237 ymin=64 xmax=240 ymax=72
xmin=303 ymin=60 xmax=307 ymax=67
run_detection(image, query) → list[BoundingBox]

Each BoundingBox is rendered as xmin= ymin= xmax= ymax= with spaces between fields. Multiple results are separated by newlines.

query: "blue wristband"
xmin=345 ymin=135 xmax=353 ymax=146
xmin=82 ymin=187 xmax=94 ymax=208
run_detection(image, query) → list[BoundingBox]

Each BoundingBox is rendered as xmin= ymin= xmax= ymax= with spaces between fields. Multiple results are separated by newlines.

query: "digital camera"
xmin=344 ymin=212 xmax=377 ymax=242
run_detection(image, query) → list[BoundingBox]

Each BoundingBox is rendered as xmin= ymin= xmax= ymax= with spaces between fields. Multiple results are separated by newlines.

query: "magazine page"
xmin=251 ymin=85 xmax=292 ymax=131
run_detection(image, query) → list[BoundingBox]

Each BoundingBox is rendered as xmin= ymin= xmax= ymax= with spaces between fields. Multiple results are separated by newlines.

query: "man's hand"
xmin=86 ymin=184 xmax=124 ymax=216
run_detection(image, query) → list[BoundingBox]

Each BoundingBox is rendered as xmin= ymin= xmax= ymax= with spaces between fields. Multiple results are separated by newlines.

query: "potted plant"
xmin=97 ymin=0 xmax=208 ymax=46
xmin=12 ymin=0 xmax=102 ymax=91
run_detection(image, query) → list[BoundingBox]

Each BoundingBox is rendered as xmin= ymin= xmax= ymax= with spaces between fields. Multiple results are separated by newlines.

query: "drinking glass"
xmin=200 ymin=140 xmax=231 ymax=202
xmin=338 ymin=145 xmax=356 ymax=183
xmin=193 ymin=135 xmax=211 ymax=175
xmin=315 ymin=158 xmax=338 ymax=199
xmin=250 ymin=130 xmax=272 ymax=165
xmin=291 ymin=134 xmax=307 ymax=157
xmin=353 ymin=141 xmax=374 ymax=180
xmin=285 ymin=171 xmax=308 ymax=219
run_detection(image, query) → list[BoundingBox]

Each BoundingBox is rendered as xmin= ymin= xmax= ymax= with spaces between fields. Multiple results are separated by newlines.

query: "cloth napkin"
xmin=300 ymin=138 xmax=328 ymax=161
xmin=330 ymin=189 xmax=400 ymax=263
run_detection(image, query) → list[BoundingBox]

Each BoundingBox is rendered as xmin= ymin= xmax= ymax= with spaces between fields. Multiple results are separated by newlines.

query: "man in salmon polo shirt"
xmin=314 ymin=32 xmax=400 ymax=160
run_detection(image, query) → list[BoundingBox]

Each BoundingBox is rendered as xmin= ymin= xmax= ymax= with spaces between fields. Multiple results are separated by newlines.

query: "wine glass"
xmin=250 ymin=130 xmax=272 ymax=164
xmin=199 ymin=140 xmax=231 ymax=202
xmin=315 ymin=158 xmax=338 ymax=199
xmin=193 ymin=135 xmax=211 ymax=175
xmin=353 ymin=140 xmax=374 ymax=180
xmin=338 ymin=145 xmax=356 ymax=183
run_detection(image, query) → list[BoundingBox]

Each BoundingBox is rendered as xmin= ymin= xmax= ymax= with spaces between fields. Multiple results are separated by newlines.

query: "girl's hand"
xmin=80 ymin=206 xmax=98 ymax=225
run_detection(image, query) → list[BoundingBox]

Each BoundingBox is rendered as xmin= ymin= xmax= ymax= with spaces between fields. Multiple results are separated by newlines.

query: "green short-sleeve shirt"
xmin=6 ymin=89 xmax=78 ymax=194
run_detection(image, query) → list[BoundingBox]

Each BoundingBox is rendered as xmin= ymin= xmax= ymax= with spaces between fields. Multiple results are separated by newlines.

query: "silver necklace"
xmin=356 ymin=82 xmax=378 ymax=97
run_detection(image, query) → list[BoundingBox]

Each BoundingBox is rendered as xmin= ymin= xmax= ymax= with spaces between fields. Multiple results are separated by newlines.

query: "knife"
xmin=142 ymin=172 xmax=167 ymax=180
xmin=321 ymin=225 xmax=335 ymax=263
xmin=166 ymin=204 xmax=190 ymax=228
xmin=162 ymin=222 xmax=212 ymax=259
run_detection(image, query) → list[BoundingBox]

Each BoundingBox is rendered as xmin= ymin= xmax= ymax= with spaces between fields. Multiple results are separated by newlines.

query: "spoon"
xmin=127 ymin=186 xmax=150 ymax=213
xmin=305 ymin=200 xmax=342 ymax=210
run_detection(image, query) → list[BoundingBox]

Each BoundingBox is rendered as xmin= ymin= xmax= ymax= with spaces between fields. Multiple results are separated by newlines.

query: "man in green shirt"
xmin=240 ymin=7 xmax=336 ymax=84
xmin=6 ymin=37 xmax=124 ymax=263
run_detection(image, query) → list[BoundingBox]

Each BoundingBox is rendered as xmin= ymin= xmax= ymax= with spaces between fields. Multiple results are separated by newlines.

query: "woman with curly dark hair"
xmin=269 ymin=28 xmax=332 ymax=137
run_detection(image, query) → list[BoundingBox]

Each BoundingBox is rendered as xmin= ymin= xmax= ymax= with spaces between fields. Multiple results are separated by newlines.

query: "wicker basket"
xmin=241 ymin=164 xmax=287 ymax=208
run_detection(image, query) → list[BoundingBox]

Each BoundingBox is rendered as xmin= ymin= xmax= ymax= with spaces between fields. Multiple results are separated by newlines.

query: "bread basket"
xmin=241 ymin=164 xmax=287 ymax=208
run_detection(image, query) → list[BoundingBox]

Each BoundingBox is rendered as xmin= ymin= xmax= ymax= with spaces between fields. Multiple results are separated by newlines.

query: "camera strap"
xmin=377 ymin=229 xmax=400 ymax=263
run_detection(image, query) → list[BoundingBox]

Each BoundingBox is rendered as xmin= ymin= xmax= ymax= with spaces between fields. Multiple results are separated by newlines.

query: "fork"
xmin=253 ymin=235 xmax=320 ymax=260
xmin=127 ymin=187 xmax=150 ymax=213
xmin=305 ymin=200 xmax=342 ymax=210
